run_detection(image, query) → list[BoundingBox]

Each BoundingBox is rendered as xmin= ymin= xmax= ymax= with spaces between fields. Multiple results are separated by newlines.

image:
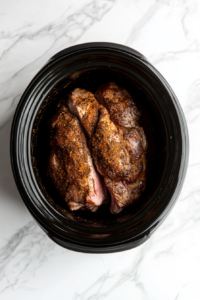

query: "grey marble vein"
xmin=0 ymin=0 xmax=200 ymax=299
xmin=150 ymin=42 xmax=200 ymax=65
xmin=0 ymin=221 xmax=55 ymax=293
xmin=0 ymin=0 xmax=116 ymax=128
xmin=126 ymin=1 xmax=161 ymax=46
xmin=74 ymin=242 xmax=151 ymax=300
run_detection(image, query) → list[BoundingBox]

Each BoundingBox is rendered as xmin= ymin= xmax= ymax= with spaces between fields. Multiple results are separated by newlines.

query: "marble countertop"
xmin=0 ymin=0 xmax=200 ymax=299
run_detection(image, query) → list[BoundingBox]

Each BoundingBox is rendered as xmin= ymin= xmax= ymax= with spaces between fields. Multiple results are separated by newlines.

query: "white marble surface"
xmin=0 ymin=0 xmax=200 ymax=299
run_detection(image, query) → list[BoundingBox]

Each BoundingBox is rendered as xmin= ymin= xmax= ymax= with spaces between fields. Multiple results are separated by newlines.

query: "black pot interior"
xmin=31 ymin=65 xmax=168 ymax=231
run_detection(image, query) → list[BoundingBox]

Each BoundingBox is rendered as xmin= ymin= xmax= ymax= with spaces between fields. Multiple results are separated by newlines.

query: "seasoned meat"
xmin=106 ymin=154 xmax=147 ymax=214
xmin=47 ymin=103 xmax=107 ymax=212
xmin=124 ymin=127 xmax=145 ymax=161
xmin=93 ymin=85 xmax=147 ymax=214
xmin=92 ymin=105 xmax=130 ymax=179
xmin=92 ymin=105 xmax=144 ymax=183
xmin=68 ymin=88 xmax=99 ymax=138
xmin=95 ymin=82 xmax=140 ymax=128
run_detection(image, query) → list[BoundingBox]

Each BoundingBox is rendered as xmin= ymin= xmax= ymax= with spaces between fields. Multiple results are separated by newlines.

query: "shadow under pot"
xmin=10 ymin=42 xmax=189 ymax=253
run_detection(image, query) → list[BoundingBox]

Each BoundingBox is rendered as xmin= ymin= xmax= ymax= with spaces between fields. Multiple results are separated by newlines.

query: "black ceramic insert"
xmin=10 ymin=43 xmax=189 ymax=253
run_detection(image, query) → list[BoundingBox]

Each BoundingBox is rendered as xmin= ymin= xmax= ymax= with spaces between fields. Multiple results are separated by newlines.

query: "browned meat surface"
xmin=106 ymin=154 xmax=147 ymax=214
xmin=47 ymin=103 xmax=107 ymax=212
xmin=124 ymin=127 xmax=145 ymax=161
xmin=91 ymin=105 xmax=130 ymax=179
xmin=92 ymin=105 xmax=145 ymax=183
xmin=68 ymin=88 xmax=99 ymax=138
xmin=95 ymin=82 xmax=140 ymax=128
xmin=92 ymin=84 xmax=147 ymax=214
